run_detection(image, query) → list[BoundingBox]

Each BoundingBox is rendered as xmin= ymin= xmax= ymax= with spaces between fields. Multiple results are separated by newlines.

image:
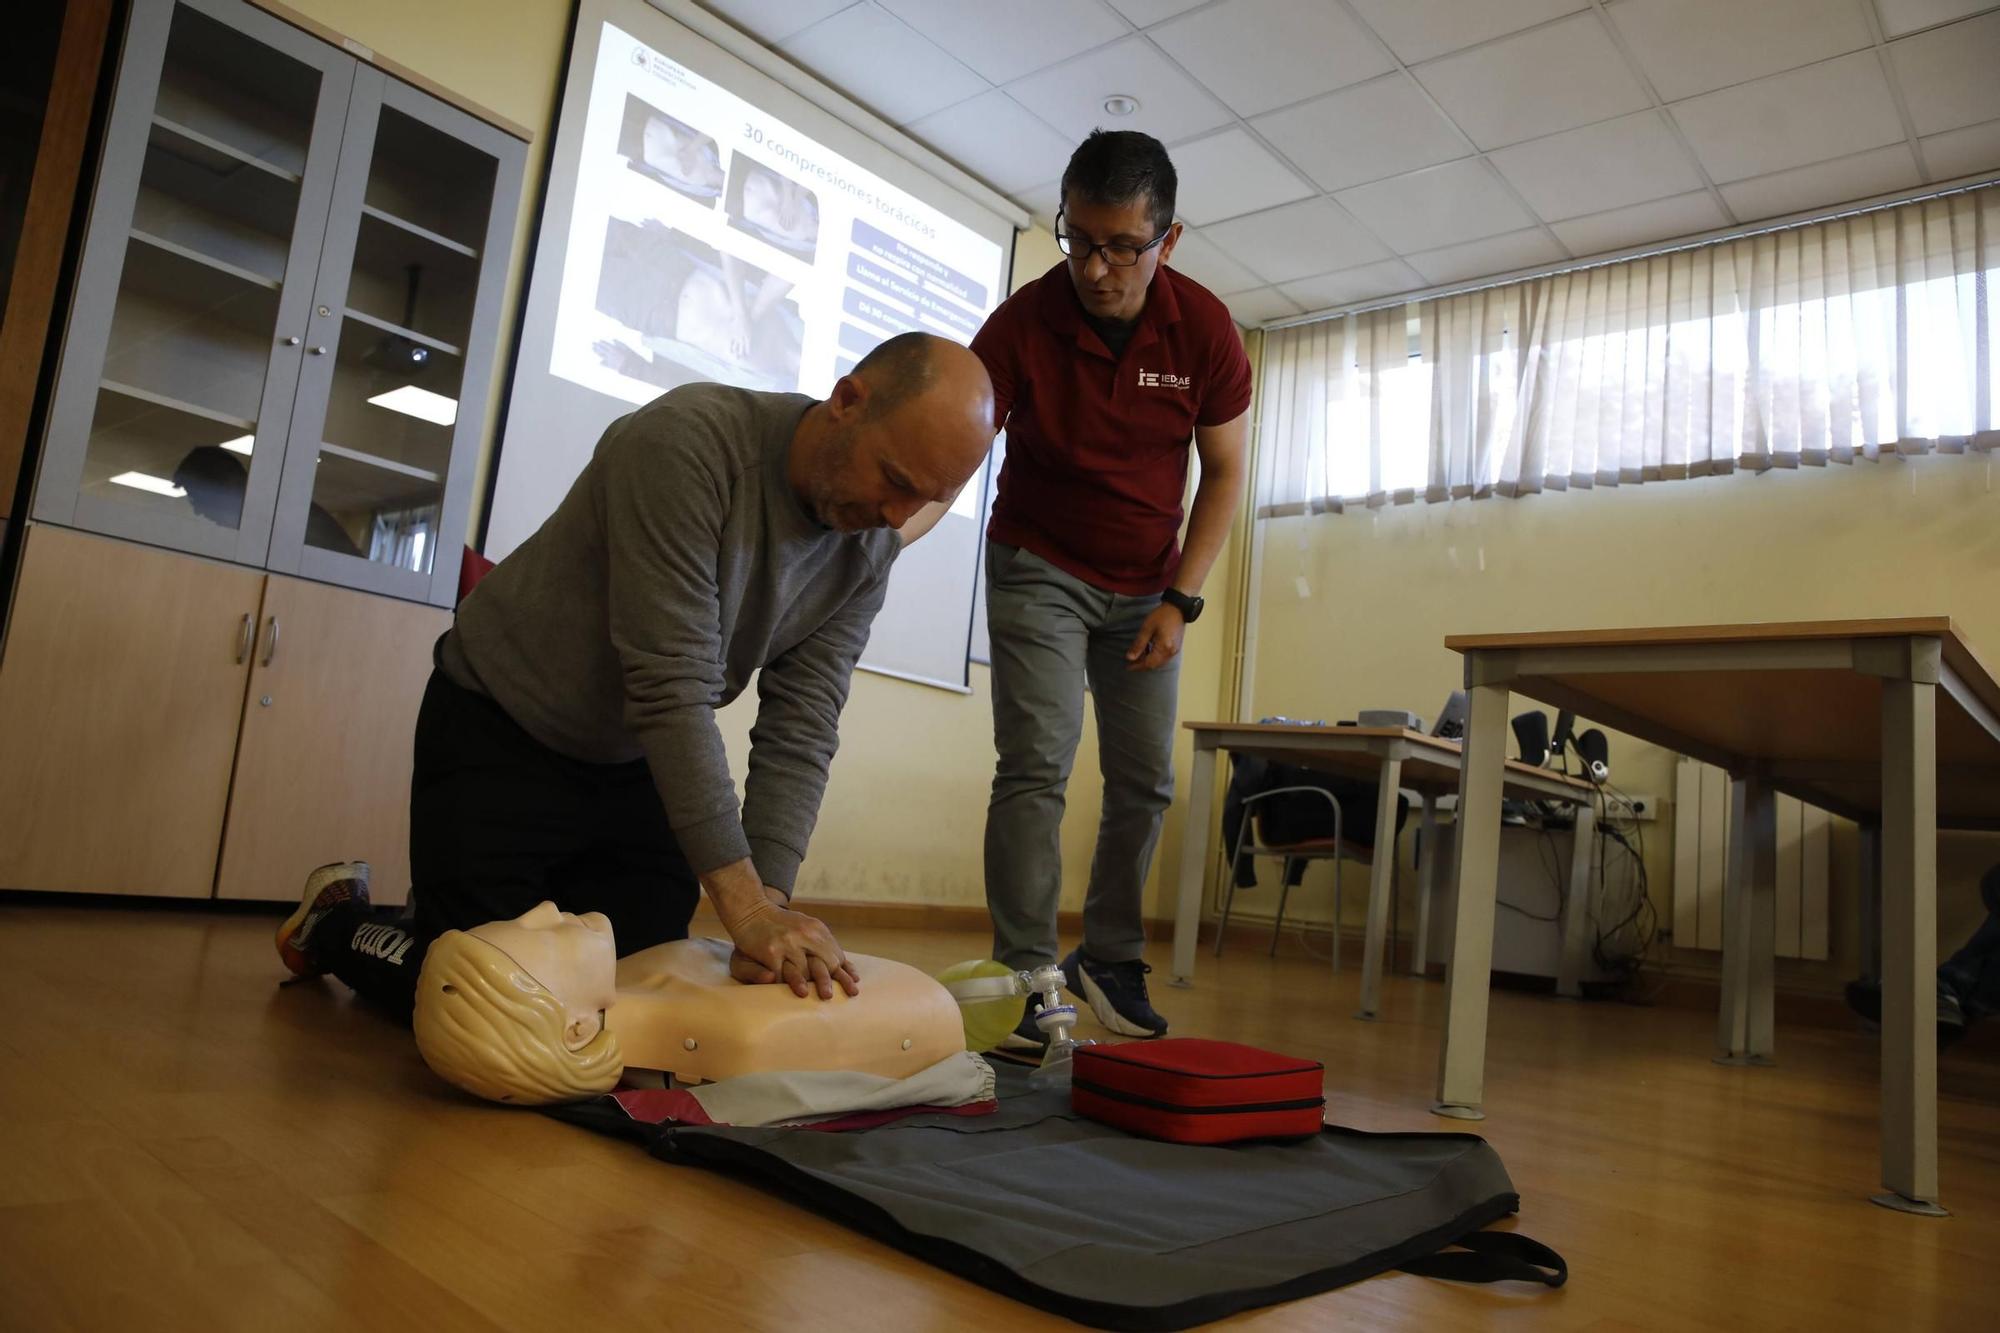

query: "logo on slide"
xmin=1137 ymin=368 xmax=1191 ymax=391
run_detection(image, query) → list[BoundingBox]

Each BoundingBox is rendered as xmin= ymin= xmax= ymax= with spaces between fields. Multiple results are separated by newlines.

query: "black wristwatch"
xmin=1161 ymin=587 xmax=1204 ymax=624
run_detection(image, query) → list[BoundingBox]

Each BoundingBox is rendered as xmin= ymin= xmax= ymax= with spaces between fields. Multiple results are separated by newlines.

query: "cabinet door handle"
xmin=235 ymin=613 xmax=254 ymax=664
xmin=283 ymin=335 xmax=302 ymax=346
xmin=309 ymin=345 xmax=328 ymax=355
xmin=261 ymin=615 xmax=281 ymax=667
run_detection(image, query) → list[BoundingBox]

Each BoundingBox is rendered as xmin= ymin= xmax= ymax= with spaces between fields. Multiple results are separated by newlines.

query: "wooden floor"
xmin=1 ymin=901 xmax=1994 ymax=1331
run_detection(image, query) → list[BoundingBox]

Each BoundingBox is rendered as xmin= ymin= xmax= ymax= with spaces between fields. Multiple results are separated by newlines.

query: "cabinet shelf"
xmin=129 ymin=227 xmax=280 ymax=290
xmin=99 ymin=378 xmax=256 ymax=431
xmin=341 ymin=306 xmax=462 ymax=358
xmin=360 ymin=203 xmax=477 ymax=259
xmin=151 ymin=114 xmax=300 ymax=185
xmin=318 ymin=440 xmax=441 ymax=484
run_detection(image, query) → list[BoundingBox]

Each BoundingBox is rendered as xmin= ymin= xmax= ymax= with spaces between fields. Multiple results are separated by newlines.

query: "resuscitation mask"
xmin=936 ymin=959 xmax=1095 ymax=1087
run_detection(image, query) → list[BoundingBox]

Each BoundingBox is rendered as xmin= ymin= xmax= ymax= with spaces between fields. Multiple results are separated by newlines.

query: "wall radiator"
xmin=1671 ymin=759 xmax=1832 ymax=961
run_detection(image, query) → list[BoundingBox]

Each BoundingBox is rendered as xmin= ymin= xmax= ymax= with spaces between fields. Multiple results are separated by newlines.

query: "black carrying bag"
xmin=551 ymin=1064 xmax=1564 ymax=1330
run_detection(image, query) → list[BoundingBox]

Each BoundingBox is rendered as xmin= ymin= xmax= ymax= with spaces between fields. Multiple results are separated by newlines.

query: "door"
xmin=32 ymin=0 xmax=353 ymax=566
xmin=270 ymin=68 xmax=525 ymax=606
xmin=0 ymin=525 xmax=264 ymax=896
xmin=213 ymin=573 xmax=449 ymax=904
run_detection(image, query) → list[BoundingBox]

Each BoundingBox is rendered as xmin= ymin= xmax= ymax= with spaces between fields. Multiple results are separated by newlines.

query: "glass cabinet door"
xmin=271 ymin=70 xmax=525 ymax=606
xmin=33 ymin=0 xmax=353 ymax=565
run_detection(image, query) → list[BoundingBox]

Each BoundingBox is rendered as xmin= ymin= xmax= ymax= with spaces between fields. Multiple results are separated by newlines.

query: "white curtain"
xmin=1257 ymin=185 xmax=1999 ymax=515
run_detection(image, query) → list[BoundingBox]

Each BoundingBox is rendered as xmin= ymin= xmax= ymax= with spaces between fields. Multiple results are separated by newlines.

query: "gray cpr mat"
xmin=552 ymin=1062 xmax=1565 ymax=1329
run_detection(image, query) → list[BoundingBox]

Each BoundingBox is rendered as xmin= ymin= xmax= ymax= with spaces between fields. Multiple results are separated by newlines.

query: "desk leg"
xmin=1876 ymin=678 xmax=1945 ymax=1215
xmin=1556 ymin=798 xmax=1597 ymax=999
xmin=1434 ymin=681 xmax=1508 ymax=1121
xmin=1717 ymin=777 xmax=1778 ymax=1065
xmin=1413 ymin=795 xmax=1439 ymax=977
xmin=1357 ymin=755 xmax=1403 ymax=1020
xmin=1170 ymin=740 xmax=1218 ymax=989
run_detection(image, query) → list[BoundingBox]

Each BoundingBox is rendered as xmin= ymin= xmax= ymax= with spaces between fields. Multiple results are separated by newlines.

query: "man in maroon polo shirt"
xmin=971 ymin=131 xmax=1251 ymax=1049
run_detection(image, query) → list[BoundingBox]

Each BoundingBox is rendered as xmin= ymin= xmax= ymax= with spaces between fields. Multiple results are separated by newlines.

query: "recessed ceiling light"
xmin=218 ymin=435 xmax=255 ymax=455
xmin=1103 ymin=94 xmax=1139 ymax=117
xmin=366 ymin=385 xmax=459 ymax=426
xmin=110 ymin=471 xmax=187 ymax=497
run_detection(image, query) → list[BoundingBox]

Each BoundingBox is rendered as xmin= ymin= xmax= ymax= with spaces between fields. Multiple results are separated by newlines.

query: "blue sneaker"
xmin=1061 ymin=947 xmax=1168 ymax=1038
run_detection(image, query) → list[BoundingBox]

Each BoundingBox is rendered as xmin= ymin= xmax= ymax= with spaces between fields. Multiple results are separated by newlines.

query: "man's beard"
xmin=807 ymin=423 xmax=861 ymax=529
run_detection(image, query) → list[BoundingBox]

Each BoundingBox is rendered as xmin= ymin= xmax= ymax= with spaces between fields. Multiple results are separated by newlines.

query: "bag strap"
xmin=1400 ymin=1231 xmax=1567 ymax=1288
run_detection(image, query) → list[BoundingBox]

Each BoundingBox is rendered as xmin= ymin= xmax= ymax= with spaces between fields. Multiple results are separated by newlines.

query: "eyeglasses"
xmin=1054 ymin=210 xmax=1172 ymax=267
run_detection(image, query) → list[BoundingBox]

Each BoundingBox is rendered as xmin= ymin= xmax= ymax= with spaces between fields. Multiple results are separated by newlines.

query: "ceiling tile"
xmin=1107 ymin=0 xmax=1207 ymax=25
xmin=1405 ymin=227 xmax=1568 ymax=285
xmin=1279 ymin=259 xmax=1428 ymax=311
xmin=1335 ymin=158 xmax=1538 ymax=253
xmin=1151 ymin=0 xmax=1394 ymax=117
xmin=1005 ymin=36 xmax=1234 ymax=145
xmin=1413 ymin=12 xmax=1652 ymax=149
xmin=1225 ymin=286 xmax=1304 ymax=325
xmin=1604 ymin=0 xmax=1873 ymax=103
xmin=1252 ymin=74 xmax=1470 ymax=192
xmin=779 ymin=4 xmax=989 ymax=125
xmin=875 ymin=0 xmax=1129 ymax=85
xmin=1169 ymin=127 xmax=1315 ymax=225
xmin=1012 ymin=179 xmax=1062 ymax=229
xmin=907 ymin=92 xmax=1077 ymax=194
xmin=1165 ymin=226 xmax=1263 ymax=295
xmin=1718 ymin=143 xmax=1922 ymax=221
xmin=698 ymin=0 xmax=858 ymax=45
xmin=1201 ymin=197 xmax=1392 ymax=284
xmin=1549 ymin=189 xmax=1730 ymax=256
xmin=1919 ymin=118 xmax=2000 ymax=179
xmin=1345 ymin=0 xmax=1587 ymax=65
xmin=1874 ymin=0 xmax=2000 ymax=38
xmin=1888 ymin=12 xmax=2000 ymax=136
xmin=1489 ymin=111 xmax=1704 ymax=221
xmin=1670 ymin=50 xmax=1904 ymax=182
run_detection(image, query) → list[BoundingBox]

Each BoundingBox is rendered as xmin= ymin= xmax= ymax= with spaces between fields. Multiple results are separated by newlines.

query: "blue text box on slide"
xmin=843 ymin=287 xmax=925 ymax=337
xmin=851 ymin=219 xmax=988 ymax=308
xmin=838 ymin=322 xmax=883 ymax=358
xmin=847 ymin=253 xmax=980 ymax=340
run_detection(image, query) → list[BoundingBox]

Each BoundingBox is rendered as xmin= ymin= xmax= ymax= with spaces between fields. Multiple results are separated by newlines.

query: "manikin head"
xmin=1057 ymin=129 xmax=1181 ymax=325
xmin=792 ymin=331 xmax=994 ymax=533
xmin=412 ymin=902 xmax=624 ymax=1105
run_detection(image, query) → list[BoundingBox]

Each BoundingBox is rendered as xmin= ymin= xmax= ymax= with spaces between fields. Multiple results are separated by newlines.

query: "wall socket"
xmin=1611 ymin=792 xmax=1659 ymax=821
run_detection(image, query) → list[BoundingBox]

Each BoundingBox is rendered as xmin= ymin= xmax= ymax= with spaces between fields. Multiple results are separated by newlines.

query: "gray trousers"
xmin=983 ymin=541 xmax=1180 ymax=971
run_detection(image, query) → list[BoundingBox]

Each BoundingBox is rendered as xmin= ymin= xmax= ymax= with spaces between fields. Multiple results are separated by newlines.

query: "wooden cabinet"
xmin=0 ymin=525 xmax=263 ymax=897
xmin=215 ymin=574 xmax=446 ymax=904
xmin=0 ymin=525 xmax=445 ymax=901
xmin=30 ymin=0 xmax=523 ymax=608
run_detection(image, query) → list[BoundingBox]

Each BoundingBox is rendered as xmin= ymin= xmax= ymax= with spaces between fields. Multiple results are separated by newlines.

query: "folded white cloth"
xmin=686 ymin=1051 xmax=995 ymax=1128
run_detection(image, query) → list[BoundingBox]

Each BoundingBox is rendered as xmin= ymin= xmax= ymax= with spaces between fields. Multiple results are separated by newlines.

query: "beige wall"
xmin=1245 ymin=455 xmax=2000 ymax=990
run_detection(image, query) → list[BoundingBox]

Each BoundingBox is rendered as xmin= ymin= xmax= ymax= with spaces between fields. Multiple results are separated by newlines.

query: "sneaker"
xmin=1842 ymin=975 xmax=1966 ymax=1045
xmin=998 ymin=995 xmax=1051 ymax=1055
xmin=276 ymin=861 xmax=371 ymax=977
xmin=1062 ymin=946 xmax=1168 ymax=1039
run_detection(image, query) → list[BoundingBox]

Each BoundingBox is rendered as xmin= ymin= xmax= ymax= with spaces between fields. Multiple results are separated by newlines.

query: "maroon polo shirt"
xmin=971 ymin=261 xmax=1252 ymax=596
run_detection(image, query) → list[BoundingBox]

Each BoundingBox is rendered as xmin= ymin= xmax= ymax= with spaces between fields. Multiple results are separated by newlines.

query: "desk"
xmin=1170 ymin=724 xmax=1597 ymax=1019
xmin=1437 ymin=618 xmax=2000 ymax=1216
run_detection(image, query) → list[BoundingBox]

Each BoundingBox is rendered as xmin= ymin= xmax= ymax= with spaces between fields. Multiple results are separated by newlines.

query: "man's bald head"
xmin=796 ymin=333 xmax=996 ymax=532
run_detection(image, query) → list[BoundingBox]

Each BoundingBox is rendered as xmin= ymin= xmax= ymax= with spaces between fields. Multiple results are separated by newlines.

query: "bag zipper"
xmin=1072 ymin=1079 xmax=1324 ymax=1115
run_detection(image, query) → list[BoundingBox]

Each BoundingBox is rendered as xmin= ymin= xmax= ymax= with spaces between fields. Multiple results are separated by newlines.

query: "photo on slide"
xmin=724 ymin=157 xmax=820 ymax=264
xmin=592 ymin=218 xmax=803 ymax=393
xmin=616 ymin=94 xmax=724 ymax=205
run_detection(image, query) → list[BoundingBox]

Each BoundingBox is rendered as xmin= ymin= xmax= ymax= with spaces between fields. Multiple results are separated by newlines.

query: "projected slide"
xmin=549 ymin=23 xmax=1004 ymax=405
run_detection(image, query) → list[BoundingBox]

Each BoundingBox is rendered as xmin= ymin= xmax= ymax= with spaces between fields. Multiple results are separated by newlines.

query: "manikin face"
xmin=468 ymin=903 xmax=619 ymax=1050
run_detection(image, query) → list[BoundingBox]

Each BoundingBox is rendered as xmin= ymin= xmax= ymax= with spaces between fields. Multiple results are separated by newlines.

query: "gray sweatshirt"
xmin=438 ymin=384 xmax=897 ymax=895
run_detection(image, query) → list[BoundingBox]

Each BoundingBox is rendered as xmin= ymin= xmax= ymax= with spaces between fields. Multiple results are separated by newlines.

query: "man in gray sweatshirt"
xmin=276 ymin=332 xmax=994 ymax=1014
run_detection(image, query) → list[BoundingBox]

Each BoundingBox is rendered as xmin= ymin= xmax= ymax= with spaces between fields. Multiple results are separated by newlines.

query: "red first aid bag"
xmin=1071 ymin=1038 xmax=1325 ymax=1145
